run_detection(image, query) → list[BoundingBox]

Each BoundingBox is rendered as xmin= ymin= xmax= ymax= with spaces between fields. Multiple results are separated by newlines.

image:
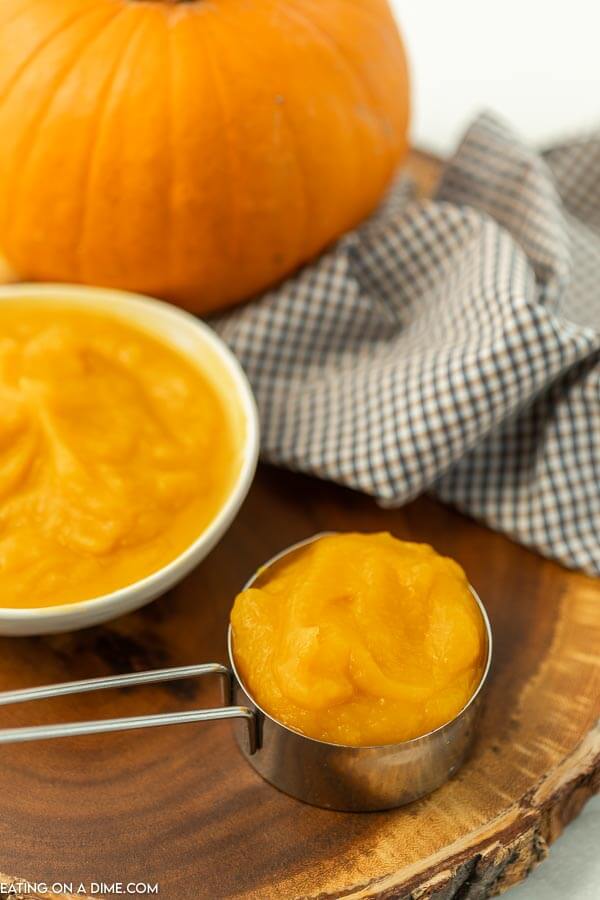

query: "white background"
xmin=391 ymin=0 xmax=600 ymax=154
xmin=388 ymin=2 xmax=600 ymax=897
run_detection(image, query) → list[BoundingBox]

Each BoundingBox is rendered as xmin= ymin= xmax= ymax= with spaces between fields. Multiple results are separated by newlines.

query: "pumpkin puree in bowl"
xmin=0 ymin=302 xmax=240 ymax=608
xmin=231 ymin=533 xmax=486 ymax=746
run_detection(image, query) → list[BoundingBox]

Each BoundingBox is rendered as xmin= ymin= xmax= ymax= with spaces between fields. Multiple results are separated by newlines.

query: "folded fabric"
xmin=213 ymin=113 xmax=600 ymax=576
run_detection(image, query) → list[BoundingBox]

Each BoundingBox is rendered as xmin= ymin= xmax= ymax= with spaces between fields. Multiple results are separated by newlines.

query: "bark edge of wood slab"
xmin=361 ymin=725 xmax=600 ymax=900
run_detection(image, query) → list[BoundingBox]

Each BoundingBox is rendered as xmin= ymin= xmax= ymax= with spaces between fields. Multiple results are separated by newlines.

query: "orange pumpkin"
xmin=0 ymin=0 xmax=410 ymax=313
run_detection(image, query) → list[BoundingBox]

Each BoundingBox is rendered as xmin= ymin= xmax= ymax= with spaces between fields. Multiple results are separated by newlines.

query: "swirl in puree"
xmin=0 ymin=301 xmax=240 ymax=608
xmin=231 ymin=532 xmax=486 ymax=746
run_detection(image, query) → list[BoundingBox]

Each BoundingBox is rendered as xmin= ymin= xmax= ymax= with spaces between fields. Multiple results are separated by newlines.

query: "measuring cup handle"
xmin=0 ymin=663 xmax=259 ymax=755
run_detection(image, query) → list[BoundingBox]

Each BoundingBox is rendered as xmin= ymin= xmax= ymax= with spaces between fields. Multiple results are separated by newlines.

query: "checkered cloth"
xmin=214 ymin=114 xmax=600 ymax=576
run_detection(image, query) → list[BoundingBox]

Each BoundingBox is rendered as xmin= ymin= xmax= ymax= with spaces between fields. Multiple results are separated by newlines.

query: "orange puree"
xmin=231 ymin=533 xmax=486 ymax=746
xmin=0 ymin=302 xmax=240 ymax=608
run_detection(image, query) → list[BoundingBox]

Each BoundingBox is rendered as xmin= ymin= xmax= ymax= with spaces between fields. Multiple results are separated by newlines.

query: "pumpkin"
xmin=0 ymin=0 xmax=410 ymax=313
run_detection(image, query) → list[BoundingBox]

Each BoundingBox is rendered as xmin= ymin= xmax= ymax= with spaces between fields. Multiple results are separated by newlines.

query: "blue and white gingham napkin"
xmin=214 ymin=114 xmax=600 ymax=576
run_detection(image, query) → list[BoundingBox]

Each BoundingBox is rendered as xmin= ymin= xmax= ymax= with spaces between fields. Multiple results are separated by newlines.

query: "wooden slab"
xmin=0 ymin=151 xmax=598 ymax=898
xmin=0 ymin=466 xmax=598 ymax=899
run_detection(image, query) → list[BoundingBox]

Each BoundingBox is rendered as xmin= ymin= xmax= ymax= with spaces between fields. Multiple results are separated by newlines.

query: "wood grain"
xmin=0 ymin=152 xmax=598 ymax=899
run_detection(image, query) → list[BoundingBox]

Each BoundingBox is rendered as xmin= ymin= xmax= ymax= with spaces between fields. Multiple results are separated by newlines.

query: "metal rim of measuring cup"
xmin=0 ymin=532 xmax=492 ymax=812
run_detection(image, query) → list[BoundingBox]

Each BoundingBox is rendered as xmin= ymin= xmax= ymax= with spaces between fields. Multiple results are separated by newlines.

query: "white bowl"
xmin=0 ymin=284 xmax=259 ymax=635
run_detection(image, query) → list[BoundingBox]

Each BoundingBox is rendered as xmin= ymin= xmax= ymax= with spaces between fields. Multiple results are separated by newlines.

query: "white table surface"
xmin=388 ymin=1 xmax=600 ymax=895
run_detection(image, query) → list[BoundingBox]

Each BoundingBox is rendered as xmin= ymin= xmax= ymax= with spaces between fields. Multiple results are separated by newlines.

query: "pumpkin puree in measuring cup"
xmin=0 ymin=302 xmax=239 ymax=608
xmin=231 ymin=533 xmax=486 ymax=746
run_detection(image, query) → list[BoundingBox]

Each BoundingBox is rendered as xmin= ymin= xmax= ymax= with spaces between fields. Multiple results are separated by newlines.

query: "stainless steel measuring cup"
xmin=0 ymin=534 xmax=492 ymax=812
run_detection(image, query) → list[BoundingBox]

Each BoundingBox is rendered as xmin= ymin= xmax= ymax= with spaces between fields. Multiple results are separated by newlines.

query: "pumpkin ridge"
xmin=2 ymin=4 xmax=123 ymax=249
xmin=0 ymin=1 xmax=104 ymax=108
xmin=77 ymin=10 xmax=149 ymax=280
xmin=278 ymin=1 xmax=369 ymax=218
xmin=284 ymin=0 xmax=397 ymax=154
xmin=297 ymin=0 xmax=406 ymax=101
xmin=231 ymin=0 xmax=312 ymax=266
xmin=313 ymin=0 xmax=400 ymax=36
xmin=0 ymin=0 xmax=44 ymax=32
xmin=198 ymin=15 xmax=243 ymax=271
xmin=275 ymin=88 xmax=311 ymax=267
